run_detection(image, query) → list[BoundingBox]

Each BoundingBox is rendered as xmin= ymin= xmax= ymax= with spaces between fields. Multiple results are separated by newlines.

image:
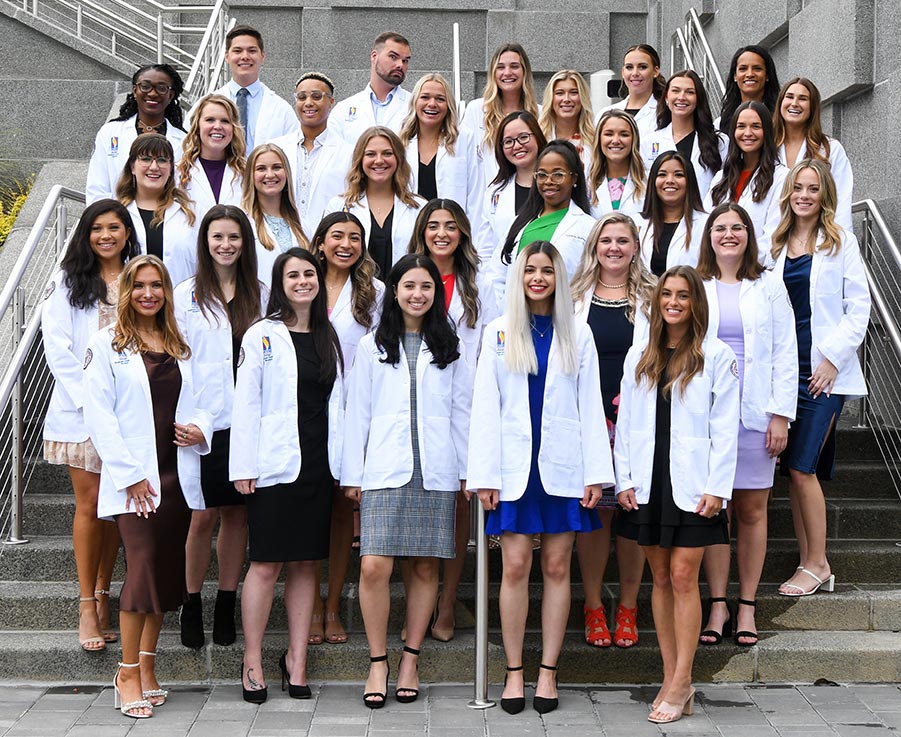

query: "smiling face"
xmin=622 ymin=49 xmax=658 ymax=99
xmin=252 ymin=150 xmax=287 ymax=198
xmin=198 ymin=101 xmax=234 ymax=159
xmin=130 ymin=264 xmax=165 ymax=319
xmin=535 ymin=151 xmax=575 ymax=211
xmin=522 ymin=251 xmax=556 ymax=314
xmin=423 ymin=208 xmax=460 ymax=262
xmin=659 ymin=274 xmax=691 ymax=327
xmin=709 ymin=209 xmax=749 ymax=265
xmin=595 ymin=222 xmax=637 ymax=279
xmin=293 ymin=78 xmax=333 ymax=129
xmin=89 ymin=211 xmax=131 ymax=266
xmin=130 ymin=151 xmax=172 ymax=197
xmin=655 ymin=157 xmax=687 ymax=209
xmin=552 ymin=78 xmax=582 ymax=123
xmin=206 ymin=217 xmax=243 ymax=269
xmin=734 ymin=51 xmax=767 ymax=102
xmin=361 ymin=135 xmax=397 ymax=185
xmin=600 ymin=116 xmax=633 ymax=165
xmin=666 ymin=75 xmax=697 ymax=120
xmin=780 ymin=82 xmax=811 ymax=127
xmin=282 ymin=256 xmax=319 ymax=309
xmin=789 ymin=167 xmax=822 ymax=222
xmin=494 ymin=51 xmax=524 ymax=96
xmin=415 ymin=80 xmax=449 ymax=129
xmin=226 ymin=34 xmax=264 ymax=86
xmin=501 ymin=118 xmax=539 ymax=171
xmin=373 ymin=39 xmax=411 ymax=88
xmin=133 ymin=69 xmax=175 ymax=121
xmin=734 ymin=108 xmax=764 ymax=155
xmin=319 ymin=221 xmax=364 ymax=273
xmin=395 ymin=266 xmax=435 ymax=324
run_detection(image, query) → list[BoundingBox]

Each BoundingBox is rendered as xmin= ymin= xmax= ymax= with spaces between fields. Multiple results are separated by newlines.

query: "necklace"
xmin=598 ymin=278 xmax=628 ymax=289
xmin=137 ymin=119 xmax=164 ymax=134
xmin=529 ymin=316 xmax=552 ymax=338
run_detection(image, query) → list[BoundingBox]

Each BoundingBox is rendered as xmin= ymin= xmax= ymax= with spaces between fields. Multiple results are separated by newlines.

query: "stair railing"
xmin=0 ymin=186 xmax=85 ymax=554
xmin=670 ymin=7 xmax=726 ymax=118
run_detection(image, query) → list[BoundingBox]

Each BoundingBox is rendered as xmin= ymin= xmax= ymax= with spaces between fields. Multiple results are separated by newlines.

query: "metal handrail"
xmin=670 ymin=7 xmax=726 ymax=117
xmin=183 ymin=0 xmax=235 ymax=105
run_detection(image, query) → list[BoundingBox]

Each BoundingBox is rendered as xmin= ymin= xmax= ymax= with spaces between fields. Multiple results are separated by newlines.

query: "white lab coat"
xmin=198 ymin=81 xmax=299 ymax=148
xmin=125 ymin=200 xmax=198 ymax=287
xmin=590 ymin=174 xmax=645 ymax=220
xmin=85 ymin=116 xmax=187 ymax=205
xmin=705 ymin=164 xmax=789 ymax=264
xmin=642 ymin=123 xmax=728 ymax=198
xmin=404 ymin=128 xmax=483 ymax=222
xmin=177 ymin=160 xmax=243 ymax=222
xmin=268 ymin=128 xmax=353 ymax=236
xmin=448 ymin=270 xmax=499 ymax=371
xmin=777 ymin=138 xmax=854 ymax=232
xmin=614 ymin=336 xmax=740 ymax=510
xmin=322 ymin=193 xmax=425 ymax=268
xmin=341 ymin=332 xmax=472 ymax=491
xmin=249 ymin=216 xmax=305 ymax=290
xmin=42 ymin=272 xmax=104 ymax=443
xmin=703 ymin=274 xmax=799 ymax=431
xmin=466 ymin=316 xmax=614 ymax=500
xmin=330 ymin=85 xmax=411 ymax=147
xmin=229 ymin=319 xmax=345 ymax=486
xmin=83 ymin=326 xmax=212 ymax=518
xmin=485 ymin=201 xmax=597 ymax=314
xmin=770 ymin=230 xmax=870 ymax=399
xmin=637 ymin=209 xmax=707 ymax=273
xmin=329 ymin=277 xmax=385 ymax=378
xmin=476 ymin=177 xmax=520 ymax=261
xmin=597 ymin=96 xmax=660 ymax=142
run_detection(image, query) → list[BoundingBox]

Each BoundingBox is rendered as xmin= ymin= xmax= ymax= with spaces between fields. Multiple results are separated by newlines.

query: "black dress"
xmin=246 ymin=331 xmax=335 ymax=561
xmin=618 ymin=350 xmax=729 ymax=548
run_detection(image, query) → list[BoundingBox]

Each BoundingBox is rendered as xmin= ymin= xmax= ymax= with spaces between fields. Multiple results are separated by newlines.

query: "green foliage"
xmin=0 ymin=179 xmax=31 ymax=248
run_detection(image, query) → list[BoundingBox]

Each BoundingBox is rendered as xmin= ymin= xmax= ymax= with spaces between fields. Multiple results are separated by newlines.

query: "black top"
xmin=625 ymin=108 xmax=641 ymax=117
xmin=138 ymin=208 xmax=164 ymax=261
xmin=650 ymin=221 xmax=680 ymax=276
xmin=675 ymin=130 xmax=696 ymax=160
xmin=586 ymin=297 xmax=634 ymax=423
xmin=369 ymin=209 xmax=395 ymax=281
xmin=290 ymin=330 xmax=333 ymax=480
xmin=514 ymin=183 xmax=531 ymax=213
xmin=418 ymin=156 xmax=438 ymax=201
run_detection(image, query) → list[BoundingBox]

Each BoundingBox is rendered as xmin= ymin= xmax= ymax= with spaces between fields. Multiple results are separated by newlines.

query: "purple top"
xmin=716 ymin=280 xmax=745 ymax=394
xmin=199 ymin=157 xmax=227 ymax=203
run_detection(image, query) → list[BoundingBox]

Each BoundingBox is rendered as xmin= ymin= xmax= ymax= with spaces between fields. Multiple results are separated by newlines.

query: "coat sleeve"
xmin=577 ymin=327 xmax=615 ymax=488
xmin=766 ymin=276 xmax=799 ymax=420
xmin=830 ymin=139 xmax=854 ymax=233
xmin=705 ymin=344 xmax=740 ymax=501
xmin=613 ymin=346 xmax=639 ymax=492
xmin=466 ymin=329 xmax=503 ymax=491
xmin=339 ymin=339 xmax=374 ymax=488
xmin=450 ymin=344 xmax=474 ymax=480
xmin=85 ymin=127 xmax=111 ymax=205
xmin=229 ymin=327 xmax=264 ymax=482
xmin=817 ymin=232 xmax=871 ymax=372
xmin=180 ymin=355 xmax=212 ymax=456
xmin=41 ymin=276 xmax=86 ymax=411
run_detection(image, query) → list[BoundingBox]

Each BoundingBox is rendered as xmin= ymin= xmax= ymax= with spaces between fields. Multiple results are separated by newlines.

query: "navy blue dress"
xmin=485 ymin=314 xmax=601 ymax=535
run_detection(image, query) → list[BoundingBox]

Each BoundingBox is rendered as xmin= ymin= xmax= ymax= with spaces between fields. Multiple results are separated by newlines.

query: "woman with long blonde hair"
xmin=539 ymin=70 xmax=594 ymax=173
xmin=589 ymin=110 xmax=646 ymax=219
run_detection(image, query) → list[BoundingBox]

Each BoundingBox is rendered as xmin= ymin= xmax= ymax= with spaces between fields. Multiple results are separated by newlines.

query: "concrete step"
xmin=0 ymin=629 xmax=898 ymax=684
xmin=3 ymin=580 xmax=899 ymax=635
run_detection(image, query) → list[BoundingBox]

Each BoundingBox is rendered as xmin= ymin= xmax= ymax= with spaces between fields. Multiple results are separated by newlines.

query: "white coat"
xmin=642 ymin=123 xmax=728 ymax=197
xmin=83 ymin=327 xmax=212 ymax=518
xmin=448 ymin=270 xmax=500 ymax=371
xmin=178 ymin=160 xmax=243 ymax=222
xmin=341 ymin=332 xmax=472 ymax=491
xmin=703 ymin=274 xmax=799 ymax=430
xmin=597 ymin=96 xmax=659 ymax=142
xmin=173 ymin=278 xmax=268 ymax=431
xmin=125 ymin=200 xmax=198 ymax=287
xmin=705 ymin=164 xmax=789 ymax=264
xmin=637 ymin=209 xmax=707 ymax=273
xmin=329 ymin=277 xmax=385 ymax=378
xmin=229 ymin=319 xmax=345 ymax=487
xmin=330 ymin=85 xmax=411 ymax=147
xmin=268 ymin=128 xmax=353 ymax=236
xmin=250 ymin=216 xmax=305 ymax=289
xmin=322 ymin=193 xmax=425 ymax=267
xmin=466 ymin=316 xmax=614 ymax=501
xmin=85 ymin=116 xmax=187 ymax=204
xmin=777 ymin=138 xmax=854 ymax=232
xmin=198 ymin=81 xmax=299 ymax=148
xmin=42 ymin=272 xmax=104 ymax=442
xmin=485 ymin=201 xmax=597 ymax=313
xmin=476 ymin=177 xmax=519 ymax=261
xmin=770 ymin=230 xmax=870 ymax=398
xmin=404 ymin=128 xmax=483 ymax=222
xmin=614 ymin=336 xmax=740 ymax=510
xmin=590 ymin=174 xmax=645 ymax=221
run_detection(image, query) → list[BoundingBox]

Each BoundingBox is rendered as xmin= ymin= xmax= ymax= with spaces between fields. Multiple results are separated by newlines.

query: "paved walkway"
xmin=0 ymin=682 xmax=899 ymax=736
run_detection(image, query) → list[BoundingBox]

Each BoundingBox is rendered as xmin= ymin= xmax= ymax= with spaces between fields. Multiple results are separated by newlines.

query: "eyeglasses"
xmin=136 ymin=155 xmax=171 ymax=167
xmin=534 ymin=170 xmax=574 ymax=184
xmin=135 ymin=82 xmax=173 ymax=95
xmin=502 ymin=132 xmax=533 ymax=149
xmin=293 ymin=91 xmax=332 ymax=102
xmin=710 ymin=223 xmax=748 ymax=235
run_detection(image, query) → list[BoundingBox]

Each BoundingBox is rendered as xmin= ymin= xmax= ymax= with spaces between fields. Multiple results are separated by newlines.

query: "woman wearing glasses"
xmin=87 ymin=64 xmax=187 ymax=204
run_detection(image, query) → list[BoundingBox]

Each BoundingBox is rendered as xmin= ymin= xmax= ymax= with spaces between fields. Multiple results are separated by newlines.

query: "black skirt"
xmin=200 ymin=429 xmax=245 ymax=507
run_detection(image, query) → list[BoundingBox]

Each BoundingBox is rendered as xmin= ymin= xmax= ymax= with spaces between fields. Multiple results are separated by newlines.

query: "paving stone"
xmin=63 ymin=727 xmax=132 ymax=737
xmin=832 ymin=726 xmax=897 ymax=737
xmin=848 ymin=686 xmax=901 ymax=712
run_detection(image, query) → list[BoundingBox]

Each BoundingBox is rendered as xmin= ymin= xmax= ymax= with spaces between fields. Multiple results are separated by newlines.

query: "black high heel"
xmin=240 ymin=662 xmax=267 ymax=704
xmin=500 ymin=665 xmax=525 ymax=714
xmin=279 ymin=651 xmax=312 ymax=699
xmin=213 ymin=589 xmax=237 ymax=646
xmin=363 ymin=654 xmax=389 ymax=709
xmin=394 ymin=645 xmax=420 ymax=703
xmin=533 ymin=663 xmax=558 ymax=714
xmin=180 ymin=592 xmax=205 ymax=649
xmin=733 ymin=599 xmax=759 ymax=647
xmin=699 ymin=597 xmax=733 ymax=646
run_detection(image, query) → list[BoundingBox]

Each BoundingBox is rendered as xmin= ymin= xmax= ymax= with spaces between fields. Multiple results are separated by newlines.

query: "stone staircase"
xmin=1 ymin=421 xmax=899 ymax=685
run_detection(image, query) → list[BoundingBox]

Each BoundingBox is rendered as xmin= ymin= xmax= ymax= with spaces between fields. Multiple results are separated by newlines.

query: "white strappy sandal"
xmin=113 ymin=662 xmax=153 ymax=718
xmin=138 ymin=651 xmax=168 ymax=706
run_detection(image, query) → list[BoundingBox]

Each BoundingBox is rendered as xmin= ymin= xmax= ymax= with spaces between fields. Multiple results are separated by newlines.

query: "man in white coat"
xmin=192 ymin=25 xmax=299 ymax=151
xmin=330 ymin=31 xmax=412 ymax=148
xmin=269 ymin=73 xmax=352 ymax=236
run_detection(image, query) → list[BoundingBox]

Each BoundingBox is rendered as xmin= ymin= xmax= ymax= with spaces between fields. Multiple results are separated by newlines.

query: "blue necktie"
xmin=236 ymin=87 xmax=249 ymax=134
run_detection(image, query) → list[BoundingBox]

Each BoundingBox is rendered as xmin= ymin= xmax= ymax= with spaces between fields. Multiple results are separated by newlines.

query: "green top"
xmin=518 ymin=208 xmax=568 ymax=254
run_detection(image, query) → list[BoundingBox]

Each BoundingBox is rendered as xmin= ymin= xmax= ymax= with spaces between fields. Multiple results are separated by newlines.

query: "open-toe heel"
xmin=533 ymin=663 xmax=558 ymax=715
xmin=734 ymin=599 xmax=759 ymax=647
xmin=363 ymin=654 xmax=389 ymax=709
xmin=138 ymin=651 xmax=167 ymax=706
xmin=501 ymin=665 xmax=525 ymax=714
xmin=113 ymin=662 xmax=152 ymax=718
xmin=699 ymin=597 xmax=732 ymax=646
xmin=394 ymin=646 xmax=420 ymax=703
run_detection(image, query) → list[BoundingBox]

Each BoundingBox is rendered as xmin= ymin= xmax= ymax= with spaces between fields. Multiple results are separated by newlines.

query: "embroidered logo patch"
xmin=262 ymin=335 xmax=273 ymax=362
xmin=82 ymin=348 xmax=93 ymax=370
xmin=44 ymin=281 xmax=56 ymax=300
xmin=730 ymin=360 xmax=739 ymax=378
xmin=237 ymin=346 xmax=245 ymax=368
xmin=495 ymin=330 xmax=505 ymax=356
xmin=110 ymin=136 xmax=119 ymax=157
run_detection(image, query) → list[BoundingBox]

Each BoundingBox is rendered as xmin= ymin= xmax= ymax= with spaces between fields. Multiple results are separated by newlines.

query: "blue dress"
xmin=485 ymin=314 xmax=601 ymax=535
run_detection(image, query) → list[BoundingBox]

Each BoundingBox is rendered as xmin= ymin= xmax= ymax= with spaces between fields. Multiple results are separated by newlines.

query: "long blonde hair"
xmin=589 ymin=110 xmax=646 ymax=205
xmin=112 ymin=254 xmax=190 ymax=358
xmin=635 ymin=265 xmax=707 ymax=397
xmin=178 ymin=94 xmax=246 ymax=190
xmin=571 ymin=213 xmax=656 ymax=323
xmin=771 ymin=159 xmax=843 ymax=260
xmin=400 ymin=73 xmax=460 ymax=155
xmin=538 ymin=70 xmax=595 ymax=148
xmin=342 ymin=126 xmax=420 ymax=209
xmin=480 ymin=44 xmax=539 ymax=150
xmin=504 ymin=241 xmax=578 ymax=376
xmin=241 ymin=144 xmax=309 ymax=251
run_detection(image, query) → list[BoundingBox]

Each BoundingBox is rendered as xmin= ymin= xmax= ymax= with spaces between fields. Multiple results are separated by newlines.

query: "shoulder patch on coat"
xmin=237 ymin=346 xmax=245 ymax=368
xmin=730 ymin=359 xmax=739 ymax=378
xmin=83 ymin=348 xmax=93 ymax=370
xmin=44 ymin=281 xmax=56 ymax=300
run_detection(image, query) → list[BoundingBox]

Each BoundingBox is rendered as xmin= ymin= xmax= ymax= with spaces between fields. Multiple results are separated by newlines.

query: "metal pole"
xmin=7 ymin=287 xmax=28 ymax=545
xmin=452 ymin=23 xmax=461 ymax=107
xmin=76 ymin=5 xmax=82 ymax=38
xmin=157 ymin=14 xmax=164 ymax=63
xmin=856 ymin=210 xmax=871 ymax=428
xmin=467 ymin=500 xmax=494 ymax=709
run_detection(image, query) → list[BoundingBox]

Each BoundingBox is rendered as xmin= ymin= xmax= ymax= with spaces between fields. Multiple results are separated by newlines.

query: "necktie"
xmin=236 ymin=87 xmax=249 ymax=133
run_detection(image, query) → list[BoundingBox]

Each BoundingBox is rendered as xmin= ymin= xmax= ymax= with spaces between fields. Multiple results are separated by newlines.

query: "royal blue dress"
xmin=485 ymin=314 xmax=601 ymax=535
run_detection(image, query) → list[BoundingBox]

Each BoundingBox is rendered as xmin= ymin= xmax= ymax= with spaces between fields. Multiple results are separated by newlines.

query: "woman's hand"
xmin=695 ymin=494 xmax=723 ymax=518
xmin=174 ymin=422 xmax=205 ymax=447
xmin=766 ymin=415 xmax=790 ymax=458
xmin=581 ymin=484 xmax=602 ymax=509
xmin=617 ymin=488 xmax=638 ymax=511
xmin=808 ymin=358 xmax=838 ymax=398
xmin=477 ymin=488 xmax=499 ymax=511
xmin=344 ymin=486 xmax=362 ymax=502
xmin=234 ymin=479 xmax=256 ymax=495
xmin=125 ymin=479 xmax=157 ymax=518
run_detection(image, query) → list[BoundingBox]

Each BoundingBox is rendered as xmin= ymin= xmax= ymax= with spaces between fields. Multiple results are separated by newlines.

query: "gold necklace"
xmin=530 ymin=316 xmax=552 ymax=338
xmin=598 ymin=278 xmax=627 ymax=289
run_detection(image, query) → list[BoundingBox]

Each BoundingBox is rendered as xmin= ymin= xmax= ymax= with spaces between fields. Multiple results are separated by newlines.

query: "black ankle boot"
xmin=180 ymin=592 xmax=205 ymax=648
xmin=213 ymin=589 xmax=237 ymax=646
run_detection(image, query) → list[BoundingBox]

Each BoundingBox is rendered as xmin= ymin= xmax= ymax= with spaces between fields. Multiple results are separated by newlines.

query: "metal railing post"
xmin=6 ymin=287 xmax=28 ymax=545
xmin=857 ymin=210 xmax=872 ymax=428
xmin=157 ymin=14 xmax=164 ymax=63
xmin=467 ymin=501 xmax=494 ymax=710
xmin=76 ymin=5 xmax=83 ymax=38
